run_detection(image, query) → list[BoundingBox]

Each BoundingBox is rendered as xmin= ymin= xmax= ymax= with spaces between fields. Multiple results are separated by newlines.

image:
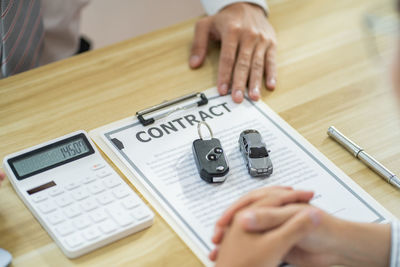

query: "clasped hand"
xmin=210 ymin=186 xmax=391 ymax=267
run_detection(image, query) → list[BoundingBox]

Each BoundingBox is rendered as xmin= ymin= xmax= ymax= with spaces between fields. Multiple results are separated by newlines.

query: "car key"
xmin=192 ymin=122 xmax=229 ymax=183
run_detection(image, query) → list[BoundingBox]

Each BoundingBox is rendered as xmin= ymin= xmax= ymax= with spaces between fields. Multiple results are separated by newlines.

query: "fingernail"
xmin=190 ymin=55 xmax=200 ymax=66
xmin=219 ymin=84 xmax=228 ymax=95
xmin=234 ymin=90 xmax=243 ymax=101
xmin=268 ymin=78 xmax=276 ymax=88
xmin=212 ymin=226 xmax=222 ymax=243
xmin=252 ymin=86 xmax=260 ymax=99
xmin=242 ymin=211 xmax=257 ymax=229
xmin=308 ymin=209 xmax=322 ymax=226
xmin=213 ymin=226 xmax=221 ymax=236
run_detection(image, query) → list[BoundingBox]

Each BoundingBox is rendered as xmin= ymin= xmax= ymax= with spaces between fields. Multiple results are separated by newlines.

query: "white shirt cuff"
xmin=201 ymin=0 xmax=268 ymax=15
xmin=391 ymin=220 xmax=400 ymax=267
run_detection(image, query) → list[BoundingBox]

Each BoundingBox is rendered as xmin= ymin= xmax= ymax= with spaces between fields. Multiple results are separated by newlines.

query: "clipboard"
xmin=89 ymin=87 xmax=395 ymax=267
xmin=136 ymin=92 xmax=208 ymax=126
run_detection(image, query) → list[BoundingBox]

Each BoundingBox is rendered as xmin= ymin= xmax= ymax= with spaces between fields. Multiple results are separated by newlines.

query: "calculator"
xmin=2 ymin=130 xmax=154 ymax=258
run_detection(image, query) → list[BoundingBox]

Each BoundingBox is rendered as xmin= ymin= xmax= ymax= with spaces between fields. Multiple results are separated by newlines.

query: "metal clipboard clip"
xmin=136 ymin=92 xmax=208 ymax=126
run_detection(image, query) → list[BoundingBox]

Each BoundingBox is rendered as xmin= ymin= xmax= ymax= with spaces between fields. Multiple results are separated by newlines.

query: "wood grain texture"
xmin=1 ymin=0 xmax=399 ymax=266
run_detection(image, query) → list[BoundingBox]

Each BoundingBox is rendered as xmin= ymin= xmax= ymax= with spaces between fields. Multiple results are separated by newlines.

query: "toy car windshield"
xmin=249 ymin=147 xmax=268 ymax=158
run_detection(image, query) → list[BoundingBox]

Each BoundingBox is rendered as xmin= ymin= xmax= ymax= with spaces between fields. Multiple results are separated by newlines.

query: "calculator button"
xmin=65 ymin=233 xmax=84 ymax=248
xmin=131 ymin=207 xmax=151 ymax=221
xmin=88 ymin=181 xmax=105 ymax=195
xmin=72 ymin=188 xmax=89 ymax=201
xmin=121 ymin=196 xmax=141 ymax=210
xmin=31 ymin=194 xmax=48 ymax=203
xmin=107 ymin=205 xmax=134 ymax=227
xmin=91 ymin=163 xmax=105 ymax=171
xmin=99 ymin=220 xmax=117 ymax=234
xmin=96 ymin=192 xmax=114 ymax=205
xmin=103 ymin=176 xmax=121 ymax=189
xmin=64 ymin=204 xmax=82 ymax=218
xmin=55 ymin=195 xmax=73 ymax=208
xmin=73 ymin=215 xmax=92 ymax=230
xmin=96 ymin=169 xmax=111 ymax=178
xmin=38 ymin=201 xmax=57 ymax=214
xmin=55 ymin=222 xmax=75 ymax=236
xmin=81 ymin=198 xmax=98 ymax=212
xmin=89 ymin=209 xmax=107 ymax=223
xmin=112 ymin=186 xmax=130 ymax=199
xmin=65 ymin=181 xmax=80 ymax=191
xmin=82 ymin=226 xmax=101 ymax=241
xmin=47 ymin=211 xmax=65 ymax=225
xmin=48 ymin=187 xmax=64 ymax=197
xmin=82 ymin=176 xmax=96 ymax=184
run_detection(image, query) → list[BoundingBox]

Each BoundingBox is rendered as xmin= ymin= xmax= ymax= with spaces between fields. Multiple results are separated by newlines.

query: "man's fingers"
xmin=266 ymin=208 xmax=322 ymax=254
xmin=265 ymin=42 xmax=277 ymax=90
xmin=248 ymin=41 xmax=267 ymax=101
xmin=238 ymin=205 xmax=308 ymax=232
xmin=231 ymin=33 xmax=258 ymax=103
xmin=189 ymin=17 xmax=212 ymax=69
xmin=217 ymin=30 xmax=239 ymax=96
xmin=0 ymin=171 xmax=5 ymax=181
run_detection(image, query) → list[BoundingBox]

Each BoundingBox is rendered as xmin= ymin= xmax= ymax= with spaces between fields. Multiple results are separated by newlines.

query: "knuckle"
xmin=269 ymin=39 xmax=278 ymax=48
xmin=257 ymin=210 xmax=271 ymax=223
xmin=246 ymin=29 xmax=260 ymax=40
xmin=253 ymin=59 xmax=264 ymax=70
xmin=237 ymin=58 xmax=250 ymax=70
xmin=227 ymin=23 xmax=242 ymax=35
xmin=234 ymin=210 xmax=247 ymax=225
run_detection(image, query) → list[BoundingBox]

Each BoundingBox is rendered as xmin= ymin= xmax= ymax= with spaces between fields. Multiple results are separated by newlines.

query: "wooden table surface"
xmin=1 ymin=0 xmax=399 ymax=266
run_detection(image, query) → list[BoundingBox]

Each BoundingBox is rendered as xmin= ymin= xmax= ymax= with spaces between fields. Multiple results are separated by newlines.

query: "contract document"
xmin=89 ymin=87 xmax=394 ymax=266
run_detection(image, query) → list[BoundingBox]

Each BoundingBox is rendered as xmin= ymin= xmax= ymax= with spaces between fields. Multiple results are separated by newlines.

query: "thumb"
xmin=189 ymin=17 xmax=212 ymax=68
xmin=265 ymin=208 xmax=322 ymax=256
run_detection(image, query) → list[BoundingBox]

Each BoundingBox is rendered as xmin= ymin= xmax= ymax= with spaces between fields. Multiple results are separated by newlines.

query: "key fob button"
xmin=214 ymin=147 xmax=223 ymax=154
xmin=207 ymin=154 xmax=217 ymax=161
xmin=216 ymin=166 xmax=225 ymax=172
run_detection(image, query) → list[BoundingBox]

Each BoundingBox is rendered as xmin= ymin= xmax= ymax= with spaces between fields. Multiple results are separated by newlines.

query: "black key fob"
xmin=192 ymin=138 xmax=229 ymax=183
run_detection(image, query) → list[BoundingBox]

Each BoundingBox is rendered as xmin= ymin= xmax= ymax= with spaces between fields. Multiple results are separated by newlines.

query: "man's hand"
xmin=215 ymin=207 xmax=320 ymax=267
xmin=0 ymin=170 xmax=5 ymax=187
xmin=189 ymin=2 xmax=277 ymax=103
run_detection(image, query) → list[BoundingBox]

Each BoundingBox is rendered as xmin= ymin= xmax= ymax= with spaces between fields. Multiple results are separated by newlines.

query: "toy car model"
xmin=239 ymin=130 xmax=273 ymax=177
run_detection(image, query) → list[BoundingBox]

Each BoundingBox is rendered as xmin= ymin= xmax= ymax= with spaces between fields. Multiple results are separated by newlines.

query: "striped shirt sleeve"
xmin=391 ymin=220 xmax=400 ymax=267
xmin=200 ymin=0 xmax=268 ymax=15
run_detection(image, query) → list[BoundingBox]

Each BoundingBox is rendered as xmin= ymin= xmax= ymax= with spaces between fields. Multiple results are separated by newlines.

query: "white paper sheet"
xmin=92 ymin=88 xmax=394 ymax=266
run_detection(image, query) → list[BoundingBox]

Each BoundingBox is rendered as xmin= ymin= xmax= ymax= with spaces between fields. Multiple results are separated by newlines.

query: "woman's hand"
xmin=211 ymin=186 xmax=314 ymax=248
xmin=211 ymin=187 xmax=392 ymax=267
xmin=215 ymin=206 xmax=321 ymax=267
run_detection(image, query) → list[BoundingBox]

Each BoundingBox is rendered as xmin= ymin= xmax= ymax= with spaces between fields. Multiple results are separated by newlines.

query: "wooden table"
xmin=1 ymin=0 xmax=399 ymax=265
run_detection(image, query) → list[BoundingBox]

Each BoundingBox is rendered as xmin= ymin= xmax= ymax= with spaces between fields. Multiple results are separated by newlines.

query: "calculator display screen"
xmin=8 ymin=133 xmax=95 ymax=180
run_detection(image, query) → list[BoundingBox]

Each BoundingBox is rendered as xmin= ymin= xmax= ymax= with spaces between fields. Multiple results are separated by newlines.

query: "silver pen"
xmin=327 ymin=126 xmax=400 ymax=190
